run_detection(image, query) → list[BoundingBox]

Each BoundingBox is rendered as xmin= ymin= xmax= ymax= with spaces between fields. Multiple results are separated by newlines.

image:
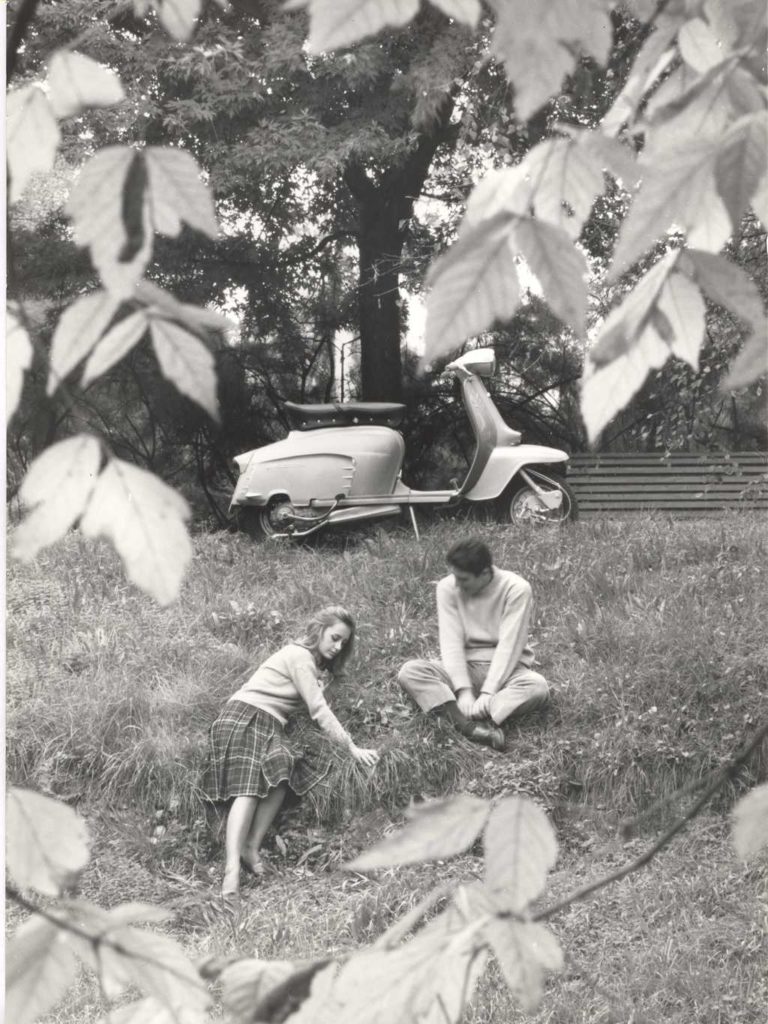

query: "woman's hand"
xmin=350 ymin=744 xmax=379 ymax=767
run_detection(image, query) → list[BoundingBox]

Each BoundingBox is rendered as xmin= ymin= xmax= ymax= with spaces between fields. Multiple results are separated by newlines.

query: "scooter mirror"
xmin=445 ymin=348 xmax=497 ymax=378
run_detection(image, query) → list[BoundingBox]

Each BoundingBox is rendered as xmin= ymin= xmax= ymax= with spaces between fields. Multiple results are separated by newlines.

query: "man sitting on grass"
xmin=397 ymin=537 xmax=549 ymax=751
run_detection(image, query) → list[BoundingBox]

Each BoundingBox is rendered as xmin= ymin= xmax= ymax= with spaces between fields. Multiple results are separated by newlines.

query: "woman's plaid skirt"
xmin=202 ymin=701 xmax=332 ymax=801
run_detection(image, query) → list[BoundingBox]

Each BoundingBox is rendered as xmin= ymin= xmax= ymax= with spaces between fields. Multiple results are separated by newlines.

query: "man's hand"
xmin=455 ymin=688 xmax=475 ymax=718
xmin=471 ymin=694 xmax=493 ymax=720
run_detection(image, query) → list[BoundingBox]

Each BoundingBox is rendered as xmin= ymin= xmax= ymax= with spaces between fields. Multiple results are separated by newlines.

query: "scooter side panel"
xmin=231 ymin=426 xmax=405 ymax=506
xmin=464 ymin=445 xmax=569 ymax=501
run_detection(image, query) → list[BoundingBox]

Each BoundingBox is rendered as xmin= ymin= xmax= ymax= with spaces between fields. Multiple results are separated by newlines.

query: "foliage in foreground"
xmin=7 ymin=771 xmax=768 ymax=1024
xmin=7 ymin=0 xmax=768 ymax=608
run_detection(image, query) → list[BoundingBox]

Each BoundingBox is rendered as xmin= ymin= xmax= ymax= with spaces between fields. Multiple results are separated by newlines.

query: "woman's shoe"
xmin=469 ymin=722 xmax=506 ymax=751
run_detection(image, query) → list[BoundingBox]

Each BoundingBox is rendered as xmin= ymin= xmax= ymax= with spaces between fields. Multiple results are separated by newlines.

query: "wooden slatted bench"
xmin=567 ymin=451 xmax=768 ymax=515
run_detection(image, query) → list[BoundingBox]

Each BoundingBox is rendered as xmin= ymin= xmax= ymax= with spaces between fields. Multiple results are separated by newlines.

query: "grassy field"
xmin=6 ymin=514 xmax=768 ymax=1023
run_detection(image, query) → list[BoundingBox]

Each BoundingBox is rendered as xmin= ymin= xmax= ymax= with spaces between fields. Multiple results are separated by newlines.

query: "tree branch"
xmin=533 ymin=720 xmax=768 ymax=924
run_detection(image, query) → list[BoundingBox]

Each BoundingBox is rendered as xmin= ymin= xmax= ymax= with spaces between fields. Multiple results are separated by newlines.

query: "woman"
xmin=203 ymin=605 xmax=379 ymax=902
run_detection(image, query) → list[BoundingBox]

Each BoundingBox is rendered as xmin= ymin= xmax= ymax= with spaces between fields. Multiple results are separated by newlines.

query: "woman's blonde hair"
xmin=295 ymin=605 xmax=356 ymax=672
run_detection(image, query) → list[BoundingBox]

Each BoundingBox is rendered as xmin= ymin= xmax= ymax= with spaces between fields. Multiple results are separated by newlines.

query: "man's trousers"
xmin=397 ymin=658 xmax=549 ymax=725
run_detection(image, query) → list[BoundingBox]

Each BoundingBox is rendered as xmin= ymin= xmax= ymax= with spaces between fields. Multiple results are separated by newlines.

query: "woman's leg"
xmin=242 ymin=782 xmax=288 ymax=867
xmin=223 ymin=795 xmax=259 ymax=895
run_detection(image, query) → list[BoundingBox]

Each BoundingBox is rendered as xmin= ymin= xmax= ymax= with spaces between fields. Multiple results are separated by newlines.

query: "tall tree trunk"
xmin=345 ymin=95 xmax=458 ymax=402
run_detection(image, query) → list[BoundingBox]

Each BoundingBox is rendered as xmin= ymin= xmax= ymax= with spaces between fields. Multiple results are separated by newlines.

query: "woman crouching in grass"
xmin=203 ymin=605 xmax=379 ymax=904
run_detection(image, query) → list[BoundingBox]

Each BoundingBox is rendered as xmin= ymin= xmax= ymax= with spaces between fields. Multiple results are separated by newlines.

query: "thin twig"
xmin=533 ymin=721 xmax=768 ymax=923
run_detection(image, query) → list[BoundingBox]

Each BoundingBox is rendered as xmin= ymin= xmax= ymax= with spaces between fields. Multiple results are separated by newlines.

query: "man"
xmin=398 ymin=537 xmax=549 ymax=751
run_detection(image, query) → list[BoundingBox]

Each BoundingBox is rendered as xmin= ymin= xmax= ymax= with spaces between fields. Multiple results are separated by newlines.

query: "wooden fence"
xmin=566 ymin=451 xmax=768 ymax=515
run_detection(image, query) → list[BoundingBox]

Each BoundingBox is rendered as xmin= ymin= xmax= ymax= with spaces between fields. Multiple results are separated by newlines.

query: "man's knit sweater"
xmin=436 ymin=567 xmax=535 ymax=695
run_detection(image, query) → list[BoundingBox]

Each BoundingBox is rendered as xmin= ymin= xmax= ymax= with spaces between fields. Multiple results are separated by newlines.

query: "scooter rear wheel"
xmin=498 ymin=474 xmax=578 ymax=525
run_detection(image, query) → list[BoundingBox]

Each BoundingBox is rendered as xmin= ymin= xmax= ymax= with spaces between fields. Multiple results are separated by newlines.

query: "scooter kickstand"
xmin=409 ymin=506 xmax=421 ymax=541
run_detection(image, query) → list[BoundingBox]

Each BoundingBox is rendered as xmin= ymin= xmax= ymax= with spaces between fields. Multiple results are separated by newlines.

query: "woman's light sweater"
xmin=437 ymin=567 xmax=535 ymax=695
xmin=229 ymin=644 xmax=352 ymax=747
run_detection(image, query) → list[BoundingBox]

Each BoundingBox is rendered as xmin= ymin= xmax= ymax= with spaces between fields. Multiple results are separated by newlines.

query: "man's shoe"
xmin=469 ymin=722 xmax=506 ymax=751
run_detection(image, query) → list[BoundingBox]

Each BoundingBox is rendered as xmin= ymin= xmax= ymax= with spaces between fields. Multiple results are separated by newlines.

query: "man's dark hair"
xmin=445 ymin=538 xmax=493 ymax=575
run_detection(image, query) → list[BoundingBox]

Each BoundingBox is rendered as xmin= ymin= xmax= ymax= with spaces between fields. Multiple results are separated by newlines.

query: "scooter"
xmin=229 ymin=348 xmax=577 ymax=539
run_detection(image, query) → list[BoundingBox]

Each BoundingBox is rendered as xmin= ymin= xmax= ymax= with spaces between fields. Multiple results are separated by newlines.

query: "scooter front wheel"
xmin=499 ymin=473 xmax=578 ymax=525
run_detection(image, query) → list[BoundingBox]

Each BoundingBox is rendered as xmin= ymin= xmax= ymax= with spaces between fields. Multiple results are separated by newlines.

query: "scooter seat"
xmin=284 ymin=401 xmax=406 ymax=430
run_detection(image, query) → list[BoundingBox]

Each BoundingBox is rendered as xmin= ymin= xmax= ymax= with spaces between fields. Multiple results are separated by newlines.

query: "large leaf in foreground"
xmin=286 ymin=911 xmax=487 ymax=1024
xmin=7 ymin=85 xmax=61 ymax=203
xmin=484 ymin=796 xmax=558 ymax=913
xmin=80 ymin=459 xmax=192 ymax=606
xmin=6 ymin=788 xmax=91 ymax=896
xmin=289 ymin=0 xmax=419 ymax=54
xmin=6 ymin=304 xmax=32 ymax=422
xmin=150 ymin=318 xmax=219 ymax=420
xmin=144 ymin=147 xmax=218 ymax=239
xmin=732 ymin=783 xmax=768 ymax=862
xmin=6 ymin=916 xmax=79 ymax=1024
xmin=511 ymin=217 xmax=587 ymax=337
xmin=347 ymin=795 xmax=490 ymax=871
xmin=483 ymin=918 xmax=563 ymax=1012
xmin=11 ymin=435 xmax=102 ymax=561
xmin=66 ymin=146 xmax=152 ymax=298
xmin=155 ymin=0 xmax=202 ymax=41
xmin=48 ymin=291 xmax=121 ymax=395
xmin=81 ymin=310 xmax=150 ymax=386
xmin=722 ymin=332 xmax=768 ymax=390
xmin=424 ymin=213 xmax=519 ymax=363
xmin=581 ymin=321 xmax=670 ymax=443
xmin=490 ymin=0 xmax=614 ymax=120
xmin=47 ymin=51 xmax=125 ymax=119
xmin=610 ymin=139 xmax=732 ymax=276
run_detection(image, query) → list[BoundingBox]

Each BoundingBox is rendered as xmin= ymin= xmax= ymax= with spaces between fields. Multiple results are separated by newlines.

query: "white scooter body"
xmin=229 ymin=349 xmax=575 ymax=537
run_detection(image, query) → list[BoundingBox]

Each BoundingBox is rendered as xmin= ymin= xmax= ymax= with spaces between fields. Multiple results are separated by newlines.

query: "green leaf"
xmin=656 ymin=271 xmax=706 ymax=370
xmin=66 ymin=146 xmax=153 ymax=298
xmin=722 ymin=332 xmax=768 ymax=390
xmin=47 ymin=291 xmax=121 ymax=395
xmin=581 ymin=320 xmax=670 ymax=444
xmin=81 ymin=310 xmax=150 ymax=386
xmin=145 ymin=147 xmax=219 ymax=239
xmin=490 ymin=0 xmax=614 ymax=120
xmin=752 ymin=173 xmax=768 ymax=228
xmin=684 ymin=250 xmax=766 ymax=336
xmin=482 ymin=919 xmax=563 ymax=1012
xmin=286 ymin=910 xmax=487 ymax=1024
xmin=156 ymin=0 xmax=202 ymax=41
xmin=483 ymin=796 xmax=558 ymax=913
xmin=136 ymin=280 xmax=235 ymax=335
xmin=11 ymin=436 xmax=103 ymax=563
xmin=590 ymin=250 xmax=679 ymax=365
xmin=511 ymin=217 xmax=587 ymax=336
xmin=610 ymin=140 xmax=732 ymax=277
xmin=6 ymin=915 xmax=79 ymax=1024
xmin=149 ymin=318 xmax=220 ymax=421
xmin=103 ymin=998 xmax=181 ymax=1024
xmin=6 ymin=304 xmax=33 ymax=423
xmin=640 ymin=60 xmax=763 ymax=164
xmin=732 ymin=783 xmax=768 ymax=861
xmin=429 ymin=0 xmax=481 ymax=27
xmin=678 ymin=17 xmax=732 ymax=73
xmin=79 ymin=459 xmax=192 ymax=605
xmin=221 ymin=959 xmax=295 ymax=1020
xmin=5 ymin=788 xmax=91 ymax=895
xmin=64 ymin=900 xmax=210 ymax=1016
xmin=7 ymin=84 xmax=61 ymax=203
xmin=289 ymin=0 xmax=420 ymax=54
xmin=714 ymin=113 xmax=768 ymax=230
xmin=424 ymin=213 xmax=520 ymax=363
xmin=601 ymin=13 xmax=679 ymax=136
xmin=346 ymin=794 xmax=490 ymax=871
xmin=47 ymin=50 xmax=125 ymax=119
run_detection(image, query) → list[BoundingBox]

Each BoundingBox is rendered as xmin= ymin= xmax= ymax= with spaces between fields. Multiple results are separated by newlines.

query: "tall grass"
xmin=6 ymin=515 xmax=767 ymax=853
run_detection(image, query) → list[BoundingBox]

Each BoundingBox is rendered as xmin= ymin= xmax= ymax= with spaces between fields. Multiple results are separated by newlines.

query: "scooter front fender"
xmin=463 ymin=445 xmax=569 ymax=502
